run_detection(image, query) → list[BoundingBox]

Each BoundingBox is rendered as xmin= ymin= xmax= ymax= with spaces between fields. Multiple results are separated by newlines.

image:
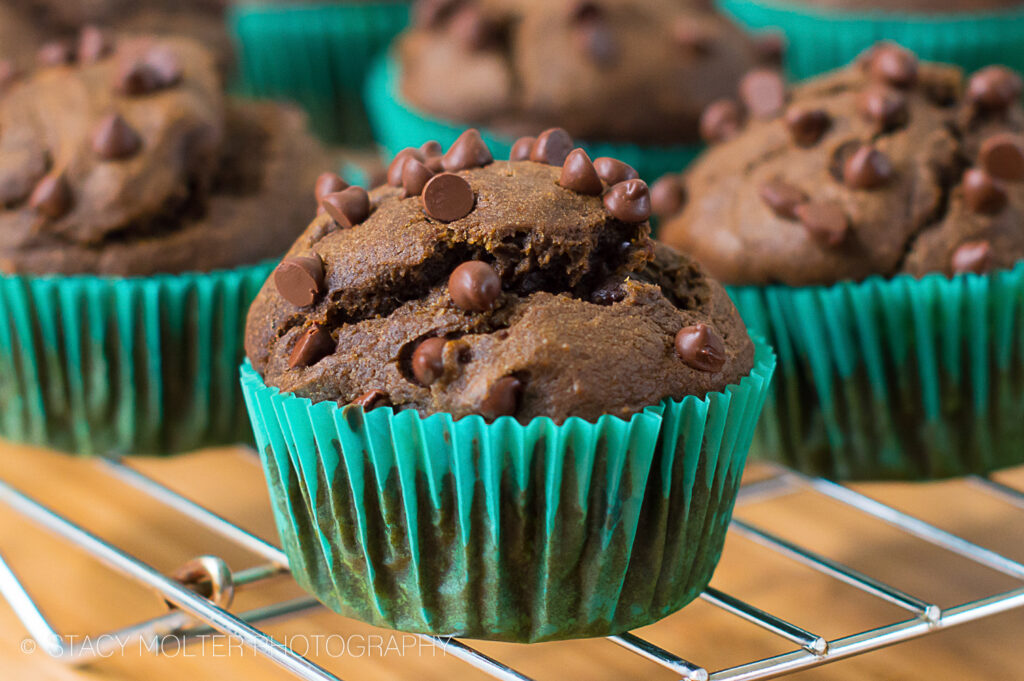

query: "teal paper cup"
xmin=729 ymin=263 xmax=1024 ymax=480
xmin=716 ymin=0 xmax=1024 ymax=81
xmin=0 ymin=263 xmax=273 ymax=457
xmin=241 ymin=340 xmax=775 ymax=642
xmin=229 ymin=2 xmax=411 ymax=144
xmin=364 ymin=57 xmax=703 ymax=183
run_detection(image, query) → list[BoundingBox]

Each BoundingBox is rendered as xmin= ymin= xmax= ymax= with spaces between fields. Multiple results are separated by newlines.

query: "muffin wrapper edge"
xmin=240 ymin=339 xmax=775 ymax=642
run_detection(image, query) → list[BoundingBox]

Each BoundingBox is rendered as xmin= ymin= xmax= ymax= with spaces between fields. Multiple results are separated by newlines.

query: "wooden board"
xmin=1 ymin=442 xmax=1022 ymax=681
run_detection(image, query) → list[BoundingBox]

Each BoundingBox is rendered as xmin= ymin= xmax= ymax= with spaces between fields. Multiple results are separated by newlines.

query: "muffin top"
xmin=0 ymin=30 xmax=327 ymax=276
xmin=787 ymin=0 xmax=1021 ymax=12
xmin=245 ymin=129 xmax=754 ymax=423
xmin=657 ymin=44 xmax=1024 ymax=285
xmin=397 ymin=0 xmax=773 ymax=145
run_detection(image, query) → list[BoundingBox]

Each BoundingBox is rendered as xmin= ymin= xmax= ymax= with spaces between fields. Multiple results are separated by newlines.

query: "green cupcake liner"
xmin=240 ymin=340 xmax=775 ymax=642
xmin=717 ymin=0 xmax=1024 ymax=81
xmin=364 ymin=57 xmax=702 ymax=184
xmin=728 ymin=262 xmax=1024 ymax=480
xmin=0 ymin=263 xmax=274 ymax=457
xmin=229 ymin=2 xmax=411 ymax=145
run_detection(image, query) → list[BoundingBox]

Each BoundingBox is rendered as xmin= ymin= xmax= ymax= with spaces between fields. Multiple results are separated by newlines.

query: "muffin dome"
xmin=658 ymin=44 xmax=1024 ymax=285
xmin=397 ymin=0 xmax=769 ymax=145
xmin=245 ymin=129 xmax=754 ymax=422
xmin=0 ymin=30 xmax=326 ymax=275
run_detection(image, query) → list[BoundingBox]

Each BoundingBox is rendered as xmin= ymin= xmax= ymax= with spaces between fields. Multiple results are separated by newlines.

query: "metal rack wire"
xmin=1 ymin=454 xmax=1023 ymax=681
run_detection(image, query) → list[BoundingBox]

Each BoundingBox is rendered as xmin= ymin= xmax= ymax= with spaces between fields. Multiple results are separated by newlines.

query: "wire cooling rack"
xmin=1 ymin=454 xmax=1023 ymax=681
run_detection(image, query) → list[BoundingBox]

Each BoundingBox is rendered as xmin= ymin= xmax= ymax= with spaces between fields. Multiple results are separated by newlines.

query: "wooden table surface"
xmin=1 ymin=442 xmax=1023 ymax=681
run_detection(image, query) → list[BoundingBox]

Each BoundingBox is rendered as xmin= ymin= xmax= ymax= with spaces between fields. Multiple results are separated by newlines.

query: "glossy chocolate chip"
xmin=412 ymin=337 xmax=447 ymax=386
xmin=351 ymin=390 xmax=391 ymax=410
xmin=510 ymin=136 xmax=536 ymax=161
xmin=78 ymin=26 xmax=112 ymax=64
xmin=37 ymin=41 xmax=73 ymax=67
xmin=603 ymin=179 xmax=651 ymax=223
xmin=650 ymin=175 xmax=686 ymax=218
xmin=979 ymin=134 xmax=1024 ymax=181
xmin=858 ymin=87 xmax=908 ymax=132
xmin=115 ymin=59 xmax=162 ymax=95
xmin=866 ymin=44 xmax=917 ymax=89
xmin=28 ymin=173 xmax=71 ymax=219
xmin=449 ymin=261 xmax=501 ymax=312
xmin=843 ymin=146 xmax=893 ymax=189
xmin=443 ymin=128 xmax=493 ymax=171
xmin=951 ymin=240 xmax=992 ymax=275
xmin=967 ymin=66 xmax=1023 ymax=111
xmin=559 ymin=149 xmax=603 ymax=195
xmin=784 ymin=106 xmax=829 ymax=147
xmin=144 ymin=47 xmax=183 ymax=87
xmin=700 ymin=99 xmax=743 ymax=143
xmin=675 ymin=324 xmax=726 ymax=372
xmin=387 ymin=148 xmax=424 ymax=187
xmin=274 ymin=255 xmax=324 ymax=307
xmin=795 ymin=202 xmax=848 ymax=246
xmin=962 ymin=168 xmax=1007 ymax=214
xmin=288 ymin=326 xmax=334 ymax=369
xmin=423 ymin=173 xmax=475 ymax=222
xmin=420 ymin=140 xmax=443 ymax=158
xmin=529 ymin=128 xmax=574 ymax=166
xmin=593 ymin=157 xmax=638 ymax=185
xmin=759 ymin=179 xmax=807 ymax=219
xmin=322 ymin=186 xmax=371 ymax=227
xmin=478 ymin=376 xmax=523 ymax=420
xmin=92 ymin=113 xmax=141 ymax=160
xmin=314 ymin=172 xmax=347 ymax=202
xmin=402 ymin=159 xmax=434 ymax=197
xmin=754 ymin=32 xmax=785 ymax=65
xmin=740 ymin=69 xmax=786 ymax=119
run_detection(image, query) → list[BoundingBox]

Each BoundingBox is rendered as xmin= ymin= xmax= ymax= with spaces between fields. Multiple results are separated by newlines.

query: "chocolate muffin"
xmin=0 ymin=29 xmax=327 ymax=276
xmin=658 ymin=44 xmax=1024 ymax=285
xmin=396 ymin=0 xmax=771 ymax=145
xmin=245 ymin=128 xmax=753 ymax=423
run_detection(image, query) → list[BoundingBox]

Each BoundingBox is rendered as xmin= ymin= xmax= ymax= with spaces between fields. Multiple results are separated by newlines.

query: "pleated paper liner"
xmin=363 ymin=57 xmax=702 ymax=184
xmin=229 ymin=2 xmax=411 ymax=145
xmin=0 ymin=262 xmax=273 ymax=457
xmin=241 ymin=339 xmax=775 ymax=642
xmin=717 ymin=0 xmax=1024 ymax=81
xmin=728 ymin=262 xmax=1024 ymax=481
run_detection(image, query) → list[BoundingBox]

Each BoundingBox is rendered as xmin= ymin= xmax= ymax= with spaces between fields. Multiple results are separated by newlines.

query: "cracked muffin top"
xmin=0 ymin=29 xmax=327 ymax=276
xmin=245 ymin=128 xmax=754 ymax=423
xmin=396 ymin=0 xmax=772 ymax=145
xmin=656 ymin=44 xmax=1024 ymax=285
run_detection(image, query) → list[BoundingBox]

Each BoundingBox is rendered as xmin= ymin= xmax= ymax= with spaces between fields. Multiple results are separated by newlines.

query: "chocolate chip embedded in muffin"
xmin=245 ymin=129 xmax=753 ymax=423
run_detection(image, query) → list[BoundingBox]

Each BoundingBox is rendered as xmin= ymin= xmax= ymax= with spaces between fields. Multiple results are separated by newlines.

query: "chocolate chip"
xmin=510 ymin=136 xmax=536 ymax=161
xmin=795 ymin=202 xmax=848 ymax=246
xmin=449 ymin=5 xmax=497 ymax=50
xmin=403 ymin=159 xmax=435 ymax=197
xmin=866 ymin=44 xmax=918 ymax=89
xmin=650 ymin=175 xmax=686 ymax=218
xmin=115 ymin=47 xmax=182 ymax=95
xmin=675 ymin=324 xmax=726 ymax=372
xmin=590 ymin=280 xmax=627 ymax=305
xmin=858 ymin=87 xmax=908 ymax=132
xmin=288 ymin=326 xmax=334 ymax=369
xmin=387 ymin=148 xmax=424 ymax=187
xmin=92 ymin=113 xmax=141 ymax=160
xmin=37 ymin=41 xmax=73 ymax=67
xmin=412 ymin=337 xmax=447 ymax=386
xmin=28 ymin=172 xmax=71 ymax=219
xmin=274 ymin=255 xmax=324 ymax=307
xmin=593 ymin=157 xmax=638 ymax=185
xmin=144 ymin=46 xmax=183 ymax=87
xmin=951 ymin=240 xmax=992 ymax=275
xmin=78 ymin=26 xmax=112 ymax=64
xmin=351 ymin=390 xmax=391 ymax=410
xmin=603 ymin=179 xmax=651 ymax=223
xmin=420 ymin=140 xmax=443 ymax=158
xmin=529 ymin=128 xmax=574 ymax=166
xmin=700 ymin=99 xmax=743 ymax=143
xmin=448 ymin=261 xmax=501 ymax=312
xmin=966 ymin=66 xmax=1023 ymax=112
xmin=423 ymin=173 xmax=475 ymax=222
xmin=559 ymin=149 xmax=603 ymax=195
xmin=784 ymin=106 xmax=829 ymax=147
xmin=478 ymin=376 xmax=523 ymax=420
xmin=843 ymin=145 xmax=893 ymax=189
xmin=979 ymin=133 xmax=1024 ymax=181
xmin=425 ymin=155 xmax=445 ymax=173
xmin=322 ymin=186 xmax=371 ymax=227
xmin=759 ymin=179 xmax=807 ymax=219
xmin=962 ymin=168 xmax=1007 ymax=214
xmin=672 ymin=19 xmax=714 ymax=56
xmin=740 ymin=69 xmax=786 ymax=119
xmin=315 ymin=172 xmax=348 ymax=202
xmin=443 ymin=128 xmax=493 ymax=171
xmin=754 ymin=32 xmax=785 ymax=65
